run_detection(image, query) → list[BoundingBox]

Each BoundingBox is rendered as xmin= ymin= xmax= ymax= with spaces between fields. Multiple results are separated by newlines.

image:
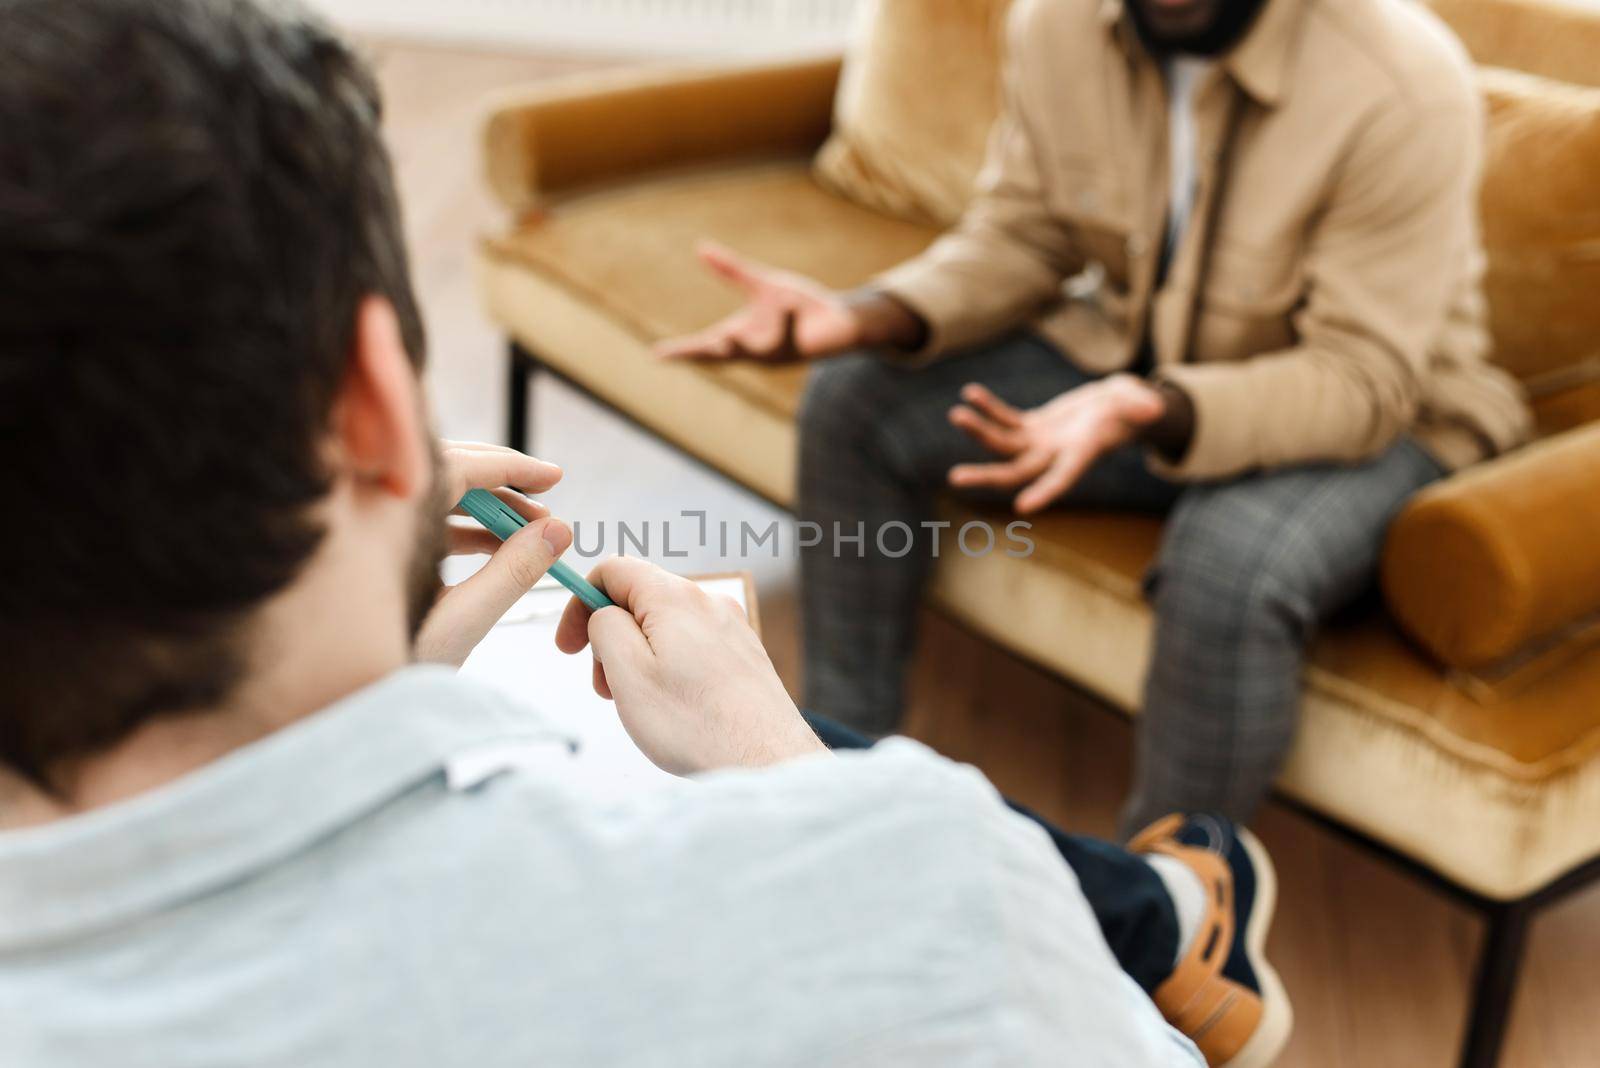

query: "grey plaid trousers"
xmin=797 ymin=333 xmax=1444 ymax=836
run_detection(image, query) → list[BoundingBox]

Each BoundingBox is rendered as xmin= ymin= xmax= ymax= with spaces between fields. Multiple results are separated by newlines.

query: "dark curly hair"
xmin=0 ymin=0 xmax=425 ymax=791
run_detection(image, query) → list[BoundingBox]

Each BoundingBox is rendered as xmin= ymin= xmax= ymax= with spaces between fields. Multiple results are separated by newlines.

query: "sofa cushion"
xmin=479 ymin=163 xmax=1600 ymax=897
xmin=812 ymin=0 xmax=1009 ymax=227
xmin=1429 ymin=0 xmax=1600 ymax=88
xmin=1474 ymin=66 xmax=1600 ymax=416
xmin=480 ymin=164 xmax=936 ymax=502
xmin=486 ymin=163 xmax=935 ymax=424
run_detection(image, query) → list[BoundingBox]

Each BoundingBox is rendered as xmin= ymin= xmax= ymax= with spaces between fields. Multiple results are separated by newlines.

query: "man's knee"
xmin=798 ymin=352 xmax=902 ymax=449
xmin=1151 ymin=486 xmax=1324 ymax=639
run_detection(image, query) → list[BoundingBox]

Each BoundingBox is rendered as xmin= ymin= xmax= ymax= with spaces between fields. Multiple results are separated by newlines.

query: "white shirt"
xmin=1163 ymin=55 xmax=1215 ymax=266
xmin=0 ymin=667 xmax=1201 ymax=1067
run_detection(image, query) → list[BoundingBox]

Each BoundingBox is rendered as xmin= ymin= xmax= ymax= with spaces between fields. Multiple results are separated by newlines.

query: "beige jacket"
xmin=877 ymin=0 xmax=1531 ymax=479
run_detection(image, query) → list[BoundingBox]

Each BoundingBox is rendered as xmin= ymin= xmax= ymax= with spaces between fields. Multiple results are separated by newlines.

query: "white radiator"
xmin=306 ymin=0 xmax=863 ymax=57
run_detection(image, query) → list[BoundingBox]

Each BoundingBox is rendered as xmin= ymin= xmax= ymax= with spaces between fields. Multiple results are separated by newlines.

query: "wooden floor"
xmin=369 ymin=39 xmax=1600 ymax=1068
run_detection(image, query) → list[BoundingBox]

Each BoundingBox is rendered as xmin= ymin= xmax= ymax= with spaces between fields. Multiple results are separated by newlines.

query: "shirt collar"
xmin=1098 ymin=0 xmax=1304 ymax=108
xmin=0 ymin=666 xmax=570 ymax=951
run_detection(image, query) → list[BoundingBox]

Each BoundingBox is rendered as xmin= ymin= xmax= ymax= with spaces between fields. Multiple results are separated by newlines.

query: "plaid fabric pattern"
xmin=797 ymin=334 xmax=1444 ymax=836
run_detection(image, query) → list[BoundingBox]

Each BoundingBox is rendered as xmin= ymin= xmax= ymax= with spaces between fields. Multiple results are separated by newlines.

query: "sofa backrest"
xmin=814 ymin=0 xmax=1600 ymax=431
xmin=1429 ymin=0 xmax=1600 ymax=88
xmin=1433 ymin=0 xmax=1600 ymax=430
xmin=813 ymin=0 xmax=1009 ymax=227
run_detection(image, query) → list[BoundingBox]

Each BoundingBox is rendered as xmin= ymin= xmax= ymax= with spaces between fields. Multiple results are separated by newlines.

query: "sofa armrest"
xmin=1382 ymin=421 xmax=1600 ymax=669
xmin=482 ymin=56 xmax=842 ymax=216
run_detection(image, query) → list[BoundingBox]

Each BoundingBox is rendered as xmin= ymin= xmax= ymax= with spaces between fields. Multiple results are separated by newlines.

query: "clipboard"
xmin=482 ymin=570 xmax=759 ymax=635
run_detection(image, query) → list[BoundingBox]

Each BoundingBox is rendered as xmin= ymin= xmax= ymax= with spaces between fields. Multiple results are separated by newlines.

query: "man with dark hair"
xmin=659 ymin=0 xmax=1532 ymax=836
xmin=0 ymin=1 xmax=1288 ymax=1064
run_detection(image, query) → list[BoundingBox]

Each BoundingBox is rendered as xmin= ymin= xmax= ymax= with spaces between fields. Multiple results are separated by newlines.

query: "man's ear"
xmin=334 ymin=296 xmax=429 ymax=501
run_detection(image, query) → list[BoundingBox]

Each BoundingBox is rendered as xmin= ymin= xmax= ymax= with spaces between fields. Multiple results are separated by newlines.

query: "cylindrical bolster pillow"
xmin=1382 ymin=420 xmax=1600 ymax=669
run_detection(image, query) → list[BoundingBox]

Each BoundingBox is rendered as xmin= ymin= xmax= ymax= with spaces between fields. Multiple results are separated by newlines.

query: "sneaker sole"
xmin=1218 ymin=827 xmax=1293 ymax=1068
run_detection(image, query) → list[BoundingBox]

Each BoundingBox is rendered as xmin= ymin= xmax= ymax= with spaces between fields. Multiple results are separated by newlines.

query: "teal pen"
xmin=457 ymin=488 xmax=614 ymax=611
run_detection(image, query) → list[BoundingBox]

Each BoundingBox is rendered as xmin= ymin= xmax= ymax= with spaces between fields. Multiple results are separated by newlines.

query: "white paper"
xmin=456 ymin=571 xmax=750 ymax=798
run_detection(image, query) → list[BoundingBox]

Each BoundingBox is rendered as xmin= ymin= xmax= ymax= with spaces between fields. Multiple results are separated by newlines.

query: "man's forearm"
xmin=843 ymin=288 xmax=929 ymax=352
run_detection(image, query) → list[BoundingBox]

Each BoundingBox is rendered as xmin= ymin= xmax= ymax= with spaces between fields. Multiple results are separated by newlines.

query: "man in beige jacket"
xmin=657 ymin=0 xmax=1530 ymax=834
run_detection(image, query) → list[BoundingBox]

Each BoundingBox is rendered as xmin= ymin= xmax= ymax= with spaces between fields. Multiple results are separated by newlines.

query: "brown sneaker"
xmin=1130 ymin=814 xmax=1293 ymax=1068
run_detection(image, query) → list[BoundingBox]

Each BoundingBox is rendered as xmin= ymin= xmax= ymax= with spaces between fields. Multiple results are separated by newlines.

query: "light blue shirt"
xmin=0 ymin=667 xmax=1198 ymax=1066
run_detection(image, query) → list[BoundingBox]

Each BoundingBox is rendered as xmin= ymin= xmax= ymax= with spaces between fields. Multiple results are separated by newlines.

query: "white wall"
xmin=304 ymin=0 xmax=862 ymax=57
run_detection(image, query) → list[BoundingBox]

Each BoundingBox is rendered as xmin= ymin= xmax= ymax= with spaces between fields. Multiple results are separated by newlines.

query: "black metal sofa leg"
xmin=506 ymin=339 xmax=536 ymax=453
xmin=1458 ymin=900 xmax=1531 ymax=1068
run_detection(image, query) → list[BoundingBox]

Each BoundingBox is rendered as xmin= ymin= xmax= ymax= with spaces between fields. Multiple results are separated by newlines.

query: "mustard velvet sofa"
xmin=473 ymin=2 xmax=1600 ymax=1064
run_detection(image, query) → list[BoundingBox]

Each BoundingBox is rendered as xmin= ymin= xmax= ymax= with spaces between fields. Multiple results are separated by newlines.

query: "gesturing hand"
xmin=554 ymin=557 xmax=826 ymax=776
xmin=947 ymin=375 xmax=1167 ymax=514
xmin=414 ymin=441 xmax=570 ymax=667
xmin=652 ymin=242 xmax=864 ymax=362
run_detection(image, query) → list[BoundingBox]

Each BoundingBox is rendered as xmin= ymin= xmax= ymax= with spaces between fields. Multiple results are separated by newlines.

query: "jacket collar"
xmin=1097 ymin=0 xmax=1304 ymax=107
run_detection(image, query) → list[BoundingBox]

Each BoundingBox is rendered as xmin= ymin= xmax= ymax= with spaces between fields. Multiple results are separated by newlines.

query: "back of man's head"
xmin=0 ymin=0 xmax=424 ymax=791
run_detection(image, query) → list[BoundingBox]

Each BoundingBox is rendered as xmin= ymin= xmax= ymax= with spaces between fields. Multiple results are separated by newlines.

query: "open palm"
xmin=653 ymin=242 xmax=862 ymax=362
xmin=947 ymin=377 xmax=1167 ymax=514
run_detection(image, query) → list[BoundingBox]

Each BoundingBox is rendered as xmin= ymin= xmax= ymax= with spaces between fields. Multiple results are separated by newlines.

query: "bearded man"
xmin=659 ymin=0 xmax=1530 ymax=834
